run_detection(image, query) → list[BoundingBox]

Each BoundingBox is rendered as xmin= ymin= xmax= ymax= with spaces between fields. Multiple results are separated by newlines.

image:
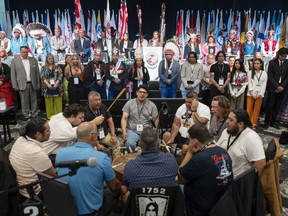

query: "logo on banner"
xmin=145 ymin=52 xmax=159 ymax=69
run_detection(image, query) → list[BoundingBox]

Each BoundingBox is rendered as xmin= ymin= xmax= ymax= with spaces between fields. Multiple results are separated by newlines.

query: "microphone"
xmin=55 ymin=157 xmax=98 ymax=169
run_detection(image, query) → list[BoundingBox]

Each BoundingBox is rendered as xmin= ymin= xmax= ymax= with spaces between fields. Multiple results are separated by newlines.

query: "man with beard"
xmin=217 ymin=109 xmax=266 ymax=178
xmin=121 ymin=85 xmax=158 ymax=151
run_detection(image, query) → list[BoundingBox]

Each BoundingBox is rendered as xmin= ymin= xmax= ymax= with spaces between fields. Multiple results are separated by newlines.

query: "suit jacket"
xmin=119 ymin=40 xmax=133 ymax=54
xmin=158 ymin=59 xmax=180 ymax=89
xmin=267 ymin=58 xmax=288 ymax=91
xmin=74 ymin=37 xmax=91 ymax=56
xmin=50 ymin=36 xmax=67 ymax=54
xmin=10 ymin=55 xmax=40 ymax=91
xmin=180 ymin=62 xmax=203 ymax=93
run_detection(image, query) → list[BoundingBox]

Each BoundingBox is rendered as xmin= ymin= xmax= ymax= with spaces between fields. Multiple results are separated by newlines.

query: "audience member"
xmin=55 ymin=122 xmax=122 ymax=216
xmin=9 ymin=118 xmax=56 ymax=200
xmin=0 ymin=61 xmax=14 ymax=106
xmin=217 ymin=109 xmax=266 ymax=178
xmin=247 ymin=58 xmax=267 ymax=129
xmin=159 ymin=43 xmax=180 ymax=98
xmin=210 ymin=95 xmax=231 ymax=142
xmin=84 ymin=47 xmax=107 ymax=99
xmin=11 ymin=46 xmax=40 ymax=120
xmin=10 ymin=24 xmax=27 ymax=55
xmin=64 ymin=54 xmax=86 ymax=104
xmin=123 ymin=127 xmax=178 ymax=189
xmin=106 ymin=47 xmax=127 ymax=99
xmin=121 ymin=85 xmax=158 ymax=151
xmin=84 ymin=91 xmax=121 ymax=159
xmin=200 ymin=54 xmax=215 ymax=107
xmin=180 ymin=51 xmax=203 ymax=97
xmin=40 ymin=54 xmax=63 ymax=119
xmin=162 ymin=91 xmax=210 ymax=149
xmin=50 ymin=27 xmax=67 ymax=62
xmin=127 ymin=48 xmax=150 ymax=98
xmin=74 ymin=29 xmax=91 ymax=63
xmin=264 ymin=47 xmax=288 ymax=129
xmin=178 ymin=124 xmax=233 ymax=216
xmin=228 ymin=59 xmax=248 ymax=110
xmin=210 ymin=51 xmax=231 ymax=99
xmin=201 ymin=34 xmax=220 ymax=63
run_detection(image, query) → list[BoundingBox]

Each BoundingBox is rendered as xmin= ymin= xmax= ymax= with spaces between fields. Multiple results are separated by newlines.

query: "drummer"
xmin=123 ymin=127 xmax=178 ymax=190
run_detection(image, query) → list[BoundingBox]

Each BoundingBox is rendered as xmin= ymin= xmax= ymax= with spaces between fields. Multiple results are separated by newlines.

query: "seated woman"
xmin=119 ymin=33 xmax=133 ymax=56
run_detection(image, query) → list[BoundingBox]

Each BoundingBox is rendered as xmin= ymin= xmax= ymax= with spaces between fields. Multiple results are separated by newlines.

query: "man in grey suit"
xmin=50 ymin=27 xmax=67 ymax=62
xmin=11 ymin=46 xmax=40 ymax=119
xmin=180 ymin=51 xmax=204 ymax=97
xmin=74 ymin=29 xmax=91 ymax=63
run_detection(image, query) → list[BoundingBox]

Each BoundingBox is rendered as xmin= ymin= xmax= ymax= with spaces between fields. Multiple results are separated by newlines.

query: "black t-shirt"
xmin=210 ymin=63 xmax=230 ymax=84
xmin=179 ymin=146 xmax=233 ymax=216
xmin=84 ymin=104 xmax=111 ymax=136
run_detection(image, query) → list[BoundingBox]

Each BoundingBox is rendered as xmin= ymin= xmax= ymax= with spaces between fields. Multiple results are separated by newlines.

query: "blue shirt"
xmin=55 ymin=142 xmax=115 ymax=215
xmin=123 ymin=151 xmax=178 ymax=189
xmin=10 ymin=37 xmax=27 ymax=54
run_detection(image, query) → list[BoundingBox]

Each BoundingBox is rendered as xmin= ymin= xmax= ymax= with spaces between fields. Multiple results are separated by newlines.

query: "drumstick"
xmin=107 ymin=88 xmax=126 ymax=112
xmin=161 ymin=140 xmax=171 ymax=152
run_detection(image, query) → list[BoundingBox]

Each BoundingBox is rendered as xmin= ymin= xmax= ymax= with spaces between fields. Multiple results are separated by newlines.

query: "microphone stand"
xmin=0 ymin=168 xmax=79 ymax=216
xmin=151 ymin=102 xmax=168 ymax=129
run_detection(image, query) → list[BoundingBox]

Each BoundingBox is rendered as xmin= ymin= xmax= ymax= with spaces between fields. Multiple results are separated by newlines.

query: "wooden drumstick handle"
xmin=107 ymin=88 xmax=126 ymax=112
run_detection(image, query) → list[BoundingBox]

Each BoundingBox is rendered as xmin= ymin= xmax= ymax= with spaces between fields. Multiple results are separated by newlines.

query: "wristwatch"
xmin=191 ymin=109 xmax=197 ymax=112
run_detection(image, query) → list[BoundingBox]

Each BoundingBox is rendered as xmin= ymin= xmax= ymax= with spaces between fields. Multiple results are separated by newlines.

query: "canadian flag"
xmin=75 ymin=0 xmax=82 ymax=29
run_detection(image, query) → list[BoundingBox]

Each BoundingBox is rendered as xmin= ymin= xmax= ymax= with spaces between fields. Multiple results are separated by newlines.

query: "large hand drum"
xmin=112 ymin=152 xmax=140 ymax=178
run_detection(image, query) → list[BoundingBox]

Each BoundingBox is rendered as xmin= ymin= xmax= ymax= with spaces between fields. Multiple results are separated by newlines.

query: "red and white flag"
xmin=75 ymin=0 xmax=82 ymax=29
xmin=119 ymin=0 xmax=128 ymax=41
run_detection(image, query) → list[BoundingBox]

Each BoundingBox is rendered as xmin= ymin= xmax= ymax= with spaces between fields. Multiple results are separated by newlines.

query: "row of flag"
xmin=1 ymin=2 xmax=287 ymax=54
xmin=175 ymin=9 xmax=288 ymax=51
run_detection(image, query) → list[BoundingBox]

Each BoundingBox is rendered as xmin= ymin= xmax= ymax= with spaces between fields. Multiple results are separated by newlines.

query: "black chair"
xmin=147 ymin=81 xmax=160 ymax=90
xmin=37 ymin=173 xmax=77 ymax=216
xmin=122 ymin=185 xmax=185 ymax=216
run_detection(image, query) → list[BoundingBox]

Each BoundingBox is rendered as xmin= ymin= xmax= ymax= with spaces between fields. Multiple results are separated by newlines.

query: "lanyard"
xmin=227 ymin=128 xmax=246 ymax=150
xmin=255 ymin=71 xmax=263 ymax=84
xmin=137 ymin=104 xmax=145 ymax=117
xmin=217 ymin=63 xmax=224 ymax=76
xmin=216 ymin=118 xmax=227 ymax=135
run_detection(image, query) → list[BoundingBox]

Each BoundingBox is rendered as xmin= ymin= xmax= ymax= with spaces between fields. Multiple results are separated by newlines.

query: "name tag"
xmin=233 ymin=88 xmax=238 ymax=94
xmin=98 ymin=127 xmax=105 ymax=139
xmin=219 ymin=77 xmax=224 ymax=86
xmin=227 ymin=47 xmax=231 ymax=53
xmin=136 ymin=124 xmax=143 ymax=132
xmin=74 ymin=77 xmax=79 ymax=85
xmin=206 ymin=77 xmax=210 ymax=82
xmin=49 ymin=78 xmax=55 ymax=85
xmin=255 ymin=85 xmax=261 ymax=92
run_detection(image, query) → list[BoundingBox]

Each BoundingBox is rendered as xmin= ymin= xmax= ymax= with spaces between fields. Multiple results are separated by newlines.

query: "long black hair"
xmin=231 ymin=59 xmax=246 ymax=83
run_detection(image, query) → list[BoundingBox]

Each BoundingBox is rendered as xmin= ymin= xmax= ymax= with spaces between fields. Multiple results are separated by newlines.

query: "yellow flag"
xmin=279 ymin=15 xmax=287 ymax=48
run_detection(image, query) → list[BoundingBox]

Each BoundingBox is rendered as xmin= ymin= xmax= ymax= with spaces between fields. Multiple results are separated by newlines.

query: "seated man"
xmin=178 ymin=124 xmax=233 ymax=216
xmin=163 ymin=91 xmax=210 ymax=148
xmin=123 ymin=127 xmax=178 ymax=190
xmin=209 ymin=95 xmax=231 ymax=142
xmin=84 ymin=91 xmax=121 ymax=159
xmin=9 ymin=118 xmax=56 ymax=200
xmin=121 ymin=85 xmax=158 ymax=151
xmin=42 ymin=104 xmax=104 ymax=156
xmin=55 ymin=122 xmax=122 ymax=216
xmin=217 ymin=109 xmax=266 ymax=178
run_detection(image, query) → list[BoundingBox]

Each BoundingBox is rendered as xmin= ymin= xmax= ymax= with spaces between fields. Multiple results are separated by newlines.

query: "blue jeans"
xmin=108 ymin=90 xmax=124 ymax=100
xmin=91 ymin=83 xmax=107 ymax=99
xmin=125 ymin=129 xmax=140 ymax=151
xmin=160 ymin=86 xmax=176 ymax=98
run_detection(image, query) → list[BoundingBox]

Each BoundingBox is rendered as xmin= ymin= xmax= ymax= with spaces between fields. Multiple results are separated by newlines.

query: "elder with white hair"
xmin=0 ymin=31 xmax=11 ymax=54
